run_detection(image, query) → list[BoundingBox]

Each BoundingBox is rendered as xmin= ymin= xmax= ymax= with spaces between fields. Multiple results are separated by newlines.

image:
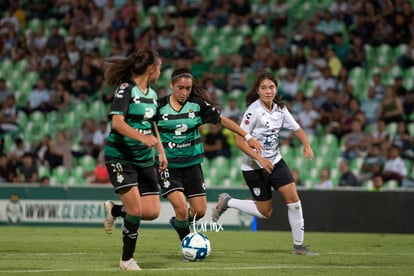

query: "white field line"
xmin=1 ymin=265 xmax=414 ymax=274
xmin=2 ymin=251 xmax=414 ymax=257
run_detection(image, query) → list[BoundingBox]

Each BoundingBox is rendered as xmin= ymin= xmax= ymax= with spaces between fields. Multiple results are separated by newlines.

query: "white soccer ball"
xmin=181 ymin=232 xmax=211 ymax=261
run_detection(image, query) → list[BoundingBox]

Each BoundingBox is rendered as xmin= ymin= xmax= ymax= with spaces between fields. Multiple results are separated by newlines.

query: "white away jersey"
xmin=240 ymin=99 xmax=300 ymax=171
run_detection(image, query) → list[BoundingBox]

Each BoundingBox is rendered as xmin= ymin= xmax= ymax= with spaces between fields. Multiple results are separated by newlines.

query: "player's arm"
xmin=112 ymin=115 xmax=158 ymax=147
xmin=235 ymin=135 xmax=273 ymax=174
xmin=293 ymin=128 xmax=314 ymax=160
xmin=220 ymin=116 xmax=263 ymax=152
xmin=152 ymin=121 xmax=167 ymax=171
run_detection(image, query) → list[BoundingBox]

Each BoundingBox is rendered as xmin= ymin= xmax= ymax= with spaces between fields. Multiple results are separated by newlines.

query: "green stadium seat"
xmin=50 ymin=165 xmax=70 ymax=186
xmin=78 ymin=155 xmax=96 ymax=172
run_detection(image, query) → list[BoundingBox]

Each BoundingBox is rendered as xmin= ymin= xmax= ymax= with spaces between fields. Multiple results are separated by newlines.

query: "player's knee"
xmin=258 ymin=207 xmax=272 ymax=219
xmin=143 ymin=210 xmax=159 ymax=220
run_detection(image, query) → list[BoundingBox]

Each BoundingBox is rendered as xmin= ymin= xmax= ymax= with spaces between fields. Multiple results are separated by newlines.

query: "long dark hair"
xmin=170 ymin=68 xmax=215 ymax=106
xmin=104 ymin=49 xmax=160 ymax=87
xmin=245 ymin=71 xmax=285 ymax=108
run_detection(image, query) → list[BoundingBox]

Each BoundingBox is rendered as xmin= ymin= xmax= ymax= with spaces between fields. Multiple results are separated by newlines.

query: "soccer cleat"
xmin=211 ymin=193 xmax=232 ymax=222
xmin=119 ymin=258 xmax=142 ymax=271
xmin=293 ymin=245 xmax=319 ymax=256
xmin=104 ymin=200 xmax=115 ymax=234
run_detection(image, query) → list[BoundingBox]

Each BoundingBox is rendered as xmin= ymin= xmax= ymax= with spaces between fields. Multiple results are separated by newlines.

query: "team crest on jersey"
xmin=253 ymin=187 xmax=261 ymax=196
xmin=188 ymin=110 xmax=195 ymax=119
xmin=163 ymin=179 xmax=171 ymax=188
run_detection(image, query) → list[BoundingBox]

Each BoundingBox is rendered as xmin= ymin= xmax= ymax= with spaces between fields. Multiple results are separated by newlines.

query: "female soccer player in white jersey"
xmin=211 ymin=71 xmax=319 ymax=256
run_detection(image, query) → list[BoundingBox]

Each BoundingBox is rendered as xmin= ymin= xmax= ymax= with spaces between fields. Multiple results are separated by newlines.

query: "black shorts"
xmin=106 ymin=161 xmax=159 ymax=195
xmin=242 ymin=159 xmax=294 ymax=201
xmin=159 ymin=164 xmax=206 ymax=198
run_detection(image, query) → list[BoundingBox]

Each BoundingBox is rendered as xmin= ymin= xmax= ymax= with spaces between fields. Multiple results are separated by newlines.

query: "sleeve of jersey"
xmin=197 ymin=97 xmax=222 ymax=124
xmin=282 ymin=106 xmax=300 ymax=131
xmin=239 ymin=107 xmax=257 ymax=133
xmin=108 ymin=83 xmax=131 ymax=117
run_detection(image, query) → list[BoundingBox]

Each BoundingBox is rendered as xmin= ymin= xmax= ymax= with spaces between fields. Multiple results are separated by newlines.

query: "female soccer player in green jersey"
xmin=104 ymin=68 xmax=263 ymax=245
xmin=103 ymin=49 xmax=167 ymax=271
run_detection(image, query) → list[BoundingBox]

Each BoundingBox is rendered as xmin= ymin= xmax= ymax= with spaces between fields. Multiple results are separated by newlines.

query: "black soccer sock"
xmin=174 ymin=218 xmax=190 ymax=241
xmin=121 ymin=214 xmax=141 ymax=261
xmin=112 ymin=204 xmax=126 ymax=218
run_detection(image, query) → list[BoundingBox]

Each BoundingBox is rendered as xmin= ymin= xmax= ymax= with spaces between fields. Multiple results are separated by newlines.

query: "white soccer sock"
xmin=287 ymin=200 xmax=304 ymax=246
xmin=228 ymin=199 xmax=266 ymax=219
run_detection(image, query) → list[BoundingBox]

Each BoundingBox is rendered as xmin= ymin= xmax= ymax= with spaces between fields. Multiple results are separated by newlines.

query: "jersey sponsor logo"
xmin=136 ymin=129 xmax=152 ymax=135
xmin=253 ymin=187 xmax=261 ymax=196
xmin=174 ymin=123 xmax=188 ymax=135
xmin=144 ymin=108 xmax=155 ymax=119
xmin=167 ymin=141 xmax=191 ymax=149
xmin=264 ymin=133 xmax=279 ymax=151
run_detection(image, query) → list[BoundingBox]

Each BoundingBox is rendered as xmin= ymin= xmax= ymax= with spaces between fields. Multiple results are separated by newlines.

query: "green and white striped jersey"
xmin=156 ymin=94 xmax=221 ymax=168
xmin=104 ymin=82 xmax=158 ymax=168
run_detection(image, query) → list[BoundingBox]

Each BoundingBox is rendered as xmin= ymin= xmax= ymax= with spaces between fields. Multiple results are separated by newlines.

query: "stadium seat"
xmin=77 ymin=155 xmax=96 ymax=172
xmin=50 ymin=165 xmax=70 ymax=186
xmin=70 ymin=166 xmax=89 ymax=185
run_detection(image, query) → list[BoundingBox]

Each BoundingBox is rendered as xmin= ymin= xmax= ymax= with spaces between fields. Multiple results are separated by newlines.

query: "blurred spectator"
xmin=228 ymin=0 xmax=251 ymax=27
xmin=39 ymin=59 xmax=58 ymax=86
xmin=221 ymin=97 xmax=242 ymax=123
xmin=289 ymin=91 xmax=306 ymax=118
xmin=251 ymin=0 xmax=272 ymax=27
xmin=24 ymin=78 xmax=52 ymax=114
xmin=13 ymin=152 xmax=38 ymax=183
xmin=367 ymin=72 xmax=385 ymax=102
xmin=343 ymin=34 xmax=365 ymax=69
xmin=314 ymin=167 xmax=334 ymax=189
xmin=190 ymin=53 xmax=209 ymax=81
xmin=0 ymin=78 xmax=13 ymax=107
xmin=238 ymin=35 xmax=256 ymax=67
xmin=203 ymin=124 xmax=231 ymax=160
xmin=205 ymin=55 xmax=230 ymax=91
xmin=358 ymin=144 xmax=385 ymax=184
xmin=378 ymin=86 xmax=405 ymax=124
xmin=286 ymin=47 xmax=307 ymax=82
xmin=326 ymin=47 xmax=342 ymax=78
xmin=46 ymin=24 xmax=65 ymax=51
xmin=291 ymin=168 xmax=304 ymax=186
xmin=397 ymin=37 xmax=414 ymax=69
xmin=0 ymin=95 xmax=20 ymax=135
xmin=84 ymin=152 xmax=110 ymax=184
xmin=227 ymin=54 xmax=248 ymax=91
xmin=338 ymin=159 xmax=360 ymax=187
xmin=50 ymin=80 xmax=72 ymax=112
xmin=0 ymin=153 xmax=16 ymax=183
xmin=7 ymin=137 xmax=30 ymax=166
xmin=43 ymin=131 xmax=72 ymax=170
xmin=279 ymin=69 xmax=299 ymax=101
xmin=375 ymin=145 xmax=408 ymax=187
xmin=303 ymin=47 xmax=327 ymax=80
xmin=177 ymin=0 xmax=203 ymax=18
xmin=34 ymin=134 xmax=51 ymax=166
xmin=392 ymin=76 xmax=407 ymax=99
xmin=318 ymin=88 xmax=341 ymax=131
xmin=79 ymin=119 xmax=97 ymax=157
xmin=315 ymin=10 xmax=342 ymax=40
xmin=296 ymin=98 xmax=320 ymax=136
xmin=270 ymin=33 xmax=290 ymax=69
xmin=92 ymin=120 xmax=109 ymax=159
xmin=361 ymin=87 xmax=381 ymax=125
xmin=392 ymin=121 xmax=414 ymax=161
xmin=341 ymin=119 xmax=369 ymax=161
xmin=335 ymin=67 xmax=354 ymax=95
xmin=333 ymin=97 xmax=366 ymax=139
xmin=368 ymin=119 xmax=391 ymax=156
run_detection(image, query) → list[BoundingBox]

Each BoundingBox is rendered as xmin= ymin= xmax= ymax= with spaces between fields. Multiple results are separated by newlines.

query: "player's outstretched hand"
xmin=303 ymin=146 xmax=314 ymax=160
xmin=247 ymin=138 xmax=263 ymax=153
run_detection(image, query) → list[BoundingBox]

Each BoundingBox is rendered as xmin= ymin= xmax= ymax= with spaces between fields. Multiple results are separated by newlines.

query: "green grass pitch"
xmin=1 ymin=226 xmax=414 ymax=275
